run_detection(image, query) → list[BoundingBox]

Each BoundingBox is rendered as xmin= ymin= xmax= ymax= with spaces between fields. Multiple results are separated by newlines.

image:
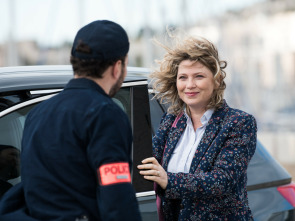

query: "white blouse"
xmin=167 ymin=109 xmax=214 ymax=173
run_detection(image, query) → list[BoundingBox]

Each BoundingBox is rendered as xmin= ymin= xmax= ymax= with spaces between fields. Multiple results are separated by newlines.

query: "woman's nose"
xmin=186 ymin=78 xmax=196 ymax=89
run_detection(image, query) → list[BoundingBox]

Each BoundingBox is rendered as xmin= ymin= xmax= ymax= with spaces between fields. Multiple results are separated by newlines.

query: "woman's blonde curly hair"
xmin=150 ymin=35 xmax=227 ymax=115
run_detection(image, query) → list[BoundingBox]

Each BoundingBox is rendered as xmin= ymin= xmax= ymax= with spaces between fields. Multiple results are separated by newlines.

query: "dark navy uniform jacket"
xmin=0 ymin=78 xmax=141 ymax=221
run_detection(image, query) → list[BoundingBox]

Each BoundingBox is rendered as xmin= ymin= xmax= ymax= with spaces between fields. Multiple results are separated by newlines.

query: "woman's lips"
xmin=185 ymin=92 xmax=198 ymax=96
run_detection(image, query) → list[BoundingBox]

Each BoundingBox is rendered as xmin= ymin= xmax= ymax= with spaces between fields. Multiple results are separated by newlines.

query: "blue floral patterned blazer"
xmin=153 ymin=100 xmax=257 ymax=221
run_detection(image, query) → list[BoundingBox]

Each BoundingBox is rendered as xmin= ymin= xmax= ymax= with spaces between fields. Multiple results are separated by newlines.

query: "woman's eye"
xmin=196 ymin=75 xmax=204 ymax=78
xmin=178 ymin=76 xmax=186 ymax=79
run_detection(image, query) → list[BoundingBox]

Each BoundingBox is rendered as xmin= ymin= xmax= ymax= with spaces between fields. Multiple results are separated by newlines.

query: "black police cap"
xmin=71 ymin=20 xmax=129 ymax=61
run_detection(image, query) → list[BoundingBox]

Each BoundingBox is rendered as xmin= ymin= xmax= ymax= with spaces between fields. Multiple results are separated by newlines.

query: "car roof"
xmin=0 ymin=65 xmax=150 ymax=93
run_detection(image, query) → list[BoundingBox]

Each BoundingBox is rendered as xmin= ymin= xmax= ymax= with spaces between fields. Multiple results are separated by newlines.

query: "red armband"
xmin=98 ymin=162 xmax=131 ymax=186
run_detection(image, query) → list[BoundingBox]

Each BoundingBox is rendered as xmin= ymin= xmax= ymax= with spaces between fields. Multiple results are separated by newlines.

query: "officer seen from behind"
xmin=0 ymin=20 xmax=142 ymax=221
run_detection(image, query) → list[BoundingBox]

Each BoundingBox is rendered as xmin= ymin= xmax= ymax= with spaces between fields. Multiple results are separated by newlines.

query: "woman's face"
xmin=176 ymin=60 xmax=216 ymax=113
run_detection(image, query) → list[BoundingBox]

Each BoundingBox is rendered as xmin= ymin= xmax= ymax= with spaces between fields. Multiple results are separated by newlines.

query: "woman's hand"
xmin=137 ymin=157 xmax=168 ymax=190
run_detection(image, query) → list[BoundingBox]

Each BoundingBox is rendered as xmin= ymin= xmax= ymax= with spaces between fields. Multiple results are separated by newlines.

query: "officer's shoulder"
xmin=99 ymin=98 xmax=127 ymax=118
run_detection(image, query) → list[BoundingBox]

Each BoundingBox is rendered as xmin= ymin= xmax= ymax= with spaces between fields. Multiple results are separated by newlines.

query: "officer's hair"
xmin=70 ymin=42 xmax=126 ymax=78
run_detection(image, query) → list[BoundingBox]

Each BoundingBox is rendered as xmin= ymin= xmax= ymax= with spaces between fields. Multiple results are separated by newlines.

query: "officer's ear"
xmin=111 ymin=60 xmax=123 ymax=81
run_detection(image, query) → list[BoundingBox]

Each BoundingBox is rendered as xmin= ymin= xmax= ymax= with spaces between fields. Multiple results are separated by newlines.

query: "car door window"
xmin=148 ymin=93 xmax=165 ymax=135
xmin=113 ymin=87 xmax=131 ymax=120
xmin=0 ymin=104 xmax=36 ymax=197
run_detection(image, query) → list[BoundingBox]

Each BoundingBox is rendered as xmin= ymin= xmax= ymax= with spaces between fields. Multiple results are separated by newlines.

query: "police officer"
xmin=0 ymin=20 xmax=142 ymax=221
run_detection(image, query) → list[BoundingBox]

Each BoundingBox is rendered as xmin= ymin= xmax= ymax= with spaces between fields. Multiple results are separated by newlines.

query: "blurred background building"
xmin=0 ymin=0 xmax=294 ymax=177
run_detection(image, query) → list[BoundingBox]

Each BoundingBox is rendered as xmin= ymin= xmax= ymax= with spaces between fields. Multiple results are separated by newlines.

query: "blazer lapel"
xmin=161 ymin=113 xmax=187 ymax=170
xmin=189 ymin=101 xmax=229 ymax=173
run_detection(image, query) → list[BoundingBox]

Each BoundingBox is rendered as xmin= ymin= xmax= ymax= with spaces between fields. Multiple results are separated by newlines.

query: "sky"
xmin=0 ymin=0 xmax=265 ymax=47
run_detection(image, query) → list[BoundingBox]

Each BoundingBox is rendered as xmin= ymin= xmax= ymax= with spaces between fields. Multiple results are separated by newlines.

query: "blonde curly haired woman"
xmin=138 ymin=36 xmax=257 ymax=221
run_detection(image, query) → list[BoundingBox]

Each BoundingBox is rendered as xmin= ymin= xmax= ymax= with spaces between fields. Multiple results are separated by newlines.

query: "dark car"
xmin=0 ymin=65 xmax=294 ymax=220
